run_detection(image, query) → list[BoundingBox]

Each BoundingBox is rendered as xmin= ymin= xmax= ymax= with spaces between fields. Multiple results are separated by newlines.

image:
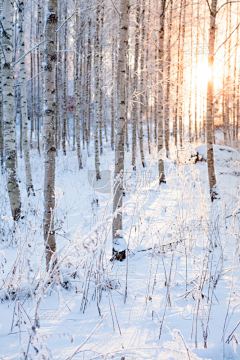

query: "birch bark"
xmin=111 ymin=34 xmax=115 ymax=151
xmin=157 ymin=0 xmax=166 ymax=184
xmin=94 ymin=1 xmax=101 ymax=179
xmin=131 ymin=3 xmax=140 ymax=171
xmin=62 ymin=1 xmax=67 ymax=155
xmin=43 ymin=0 xmax=58 ymax=268
xmin=174 ymin=0 xmax=183 ymax=147
xmin=112 ymin=0 xmax=129 ymax=260
xmin=2 ymin=0 xmax=21 ymax=221
xmin=165 ymin=0 xmax=172 ymax=154
xmin=206 ymin=0 xmax=218 ymax=200
xmin=139 ymin=2 xmax=146 ymax=167
xmin=19 ymin=0 xmax=34 ymax=196
xmin=75 ymin=0 xmax=83 ymax=169
xmin=0 ymin=2 xmax=3 ymax=171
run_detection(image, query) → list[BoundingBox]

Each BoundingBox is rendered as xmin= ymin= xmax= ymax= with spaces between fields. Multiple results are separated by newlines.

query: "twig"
xmin=226 ymin=321 xmax=240 ymax=343
xmin=13 ymin=40 xmax=45 ymax=66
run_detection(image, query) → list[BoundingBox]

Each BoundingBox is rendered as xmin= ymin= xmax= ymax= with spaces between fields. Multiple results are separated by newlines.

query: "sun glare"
xmin=196 ymin=63 xmax=211 ymax=85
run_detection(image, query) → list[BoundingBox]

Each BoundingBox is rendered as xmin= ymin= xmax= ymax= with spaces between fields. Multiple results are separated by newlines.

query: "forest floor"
xmin=1 ymin=133 xmax=240 ymax=359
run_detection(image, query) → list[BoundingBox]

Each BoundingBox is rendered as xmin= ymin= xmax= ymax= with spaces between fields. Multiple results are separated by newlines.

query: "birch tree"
xmin=75 ymin=0 xmax=83 ymax=169
xmin=131 ymin=2 xmax=140 ymax=171
xmin=174 ymin=0 xmax=183 ymax=147
xmin=19 ymin=0 xmax=34 ymax=196
xmin=62 ymin=1 xmax=67 ymax=155
xmin=43 ymin=0 xmax=58 ymax=268
xmin=206 ymin=0 xmax=218 ymax=200
xmin=111 ymin=33 xmax=115 ymax=151
xmin=157 ymin=0 xmax=166 ymax=184
xmin=0 ymin=2 xmax=3 ymax=172
xmin=165 ymin=0 xmax=173 ymax=154
xmin=94 ymin=1 xmax=101 ymax=179
xmin=112 ymin=0 xmax=129 ymax=261
xmin=139 ymin=1 xmax=146 ymax=167
xmin=2 ymin=0 xmax=21 ymax=221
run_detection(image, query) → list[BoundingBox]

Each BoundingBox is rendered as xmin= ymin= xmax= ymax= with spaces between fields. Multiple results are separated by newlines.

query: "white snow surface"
xmin=1 ymin=139 xmax=240 ymax=359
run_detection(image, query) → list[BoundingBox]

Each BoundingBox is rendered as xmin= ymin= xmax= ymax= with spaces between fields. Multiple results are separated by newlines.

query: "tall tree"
xmin=139 ymin=1 xmax=146 ymax=167
xmin=2 ymin=0 xmax=21 ymax=221
xmin=43 ymin=0 xmax=58 ymax=268
xmin=75 ymin=0 xmax=83 ymax=169
xmin=165 ymin=0 xmax=173 ymax=154
xmin=111 ymin=33 xmax=115 ymax=151
xmin=131 ymin=2 xmax=140 ymax=171
xmin=112 ymin=0 xmax=129 ymax=261
xmin=62 ymin=1 xmax=67 ymax=155
xmin=0 ymin=2 xmax=3 ymax=172
xmin=157 ymin=0 xmax=166 ymax=184
xmin=206 ymin=0 xmax=218 ymax=200
xmin=19 ymin=0 xmax=34 ymax=196
xmin=174 ymin=0 xmax=183 ymax=147
xmin=94 ymin=0 xmax=101 ymax=179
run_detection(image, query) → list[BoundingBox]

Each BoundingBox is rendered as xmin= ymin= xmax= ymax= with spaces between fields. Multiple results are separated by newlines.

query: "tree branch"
xmin=214 ymin=21 xmax=240 ymax=56
xmin=216 ymin=1 xmax=240 ymax=14
xmin=13 ymin=39 xmax=45 ymax=67
xmin=205 ymin=0 xmax=211 ymax=13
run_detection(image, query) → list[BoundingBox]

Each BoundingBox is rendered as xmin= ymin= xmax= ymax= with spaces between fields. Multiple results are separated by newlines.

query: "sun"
xmin=196 ymin=62 xmax=211 ymax=85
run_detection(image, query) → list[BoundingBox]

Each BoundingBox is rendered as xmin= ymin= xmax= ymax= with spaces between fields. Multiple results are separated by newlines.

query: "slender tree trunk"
xmin=99 ymin=2 xmax=105 ymax=153
xmin=179 ymin=0 xmax=186 ymax=147
xmin=145 ymin=3 xmax=151 ymax=155
xmin=111 ymin=33 xmax=115 ymax=151
xmin=36 ymin=7 xmax=40 ymax=152
xmin=43 ymin=0 xmax=58 ymax=268
xmin=194 ymin=0 xmax=200 ymax=141
xmin=165 ymin=0 xmax=172 ymax=154
xmin=20 ymin=111 xmax=23 ymax=158
xmin=139 ymin=1 xmax=146 ymax=167
xmin=125 ymin=39 xmax=130 ymax=153
xmin=39 ymin=2 xmax=44 ymax=119
xmin=94 ymin=1 xmax=101 ymax=179
xmin=226 ymin=3 xmax=231 ymax=140
xmin=157 ymin=0 xmax=166 ymax=184
xmin=112 ymin=0 xmax=129 ymax=261
xmin=62 ymin=2 xmax=67 ymax=155
xmin=55 ymin=30 xmax=59 ymax=152
xmin=0 ymin=3 xmax=3 ymax=172
xmin=2 ymin=0 xmax=21 ymax=221
xmin=233 ymin=16 xmax=237 ymax=141
xmin=206 ymin=0 xmax=218 ymax=201
xmin=131 ymin=3 xmax=140 ymax=171
xmin=30 ymin=0 xmax=34 ymax=149
xmin=237 ymin=3 xmax=240 ymax=143
xmin=75 ymin=0 xmax=83 ymax=169
xmin=188 ymin=0 xmax=193 ymax=143
xmin=19 ymin=0 xmax=34 ymax=196
xmin=174 ymin=0 xmax=183 ymax=147
xmin=85 ymin=14 xmax=92 ymax=157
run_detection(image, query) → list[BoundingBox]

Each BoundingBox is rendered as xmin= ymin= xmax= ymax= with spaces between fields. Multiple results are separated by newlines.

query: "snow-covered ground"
xmin=1 ymin=136 xmax=240 ymax=360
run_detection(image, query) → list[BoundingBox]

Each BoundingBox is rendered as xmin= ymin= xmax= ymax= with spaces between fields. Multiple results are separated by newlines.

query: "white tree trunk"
xmin=139 ymin=1 xmax=146 ymax=167
xmin=2 ymin=0 xmax=21 ymax=221
xmin=206 ymin=0 xmax=218 ymax=200
xmin=0 ymin=2 xmax=3 ymax=171
xmin=131 ymin=2 xmax=140 ymax=171
xmin=75 ymin=0 xmax=83 ymax=169
xmin=43 ymin=0 xmax=58 ymax=268
xmin=19 ymin=0 xmax=34 ymax=196
xmin=62 ymin=1 xmax=67 ymax=155
xmin=157 ymin=0 xmax=166 ymax=184
xmin=165 ymin=0 xmax=173 ymax=154
xmin=112 ymin=0 xmax=129 ymax=261
xmin=94 ymin=1 xmax=101 ymax=179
